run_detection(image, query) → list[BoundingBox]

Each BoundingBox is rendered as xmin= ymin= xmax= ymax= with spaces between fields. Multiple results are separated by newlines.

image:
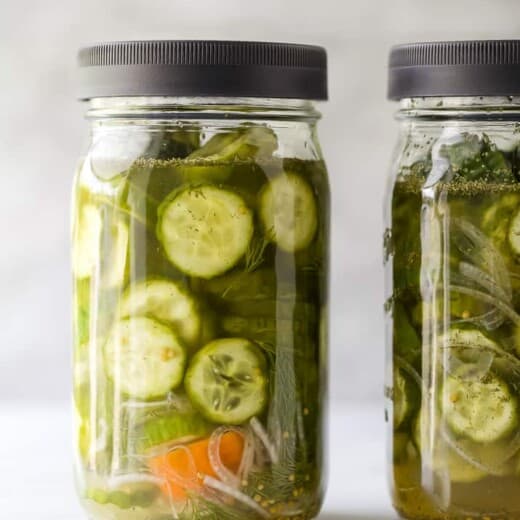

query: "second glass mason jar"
xmin=386 ymin=41 xmax=520 ymax=519
xmin=72 ymin=41 xmax=329 ymax=519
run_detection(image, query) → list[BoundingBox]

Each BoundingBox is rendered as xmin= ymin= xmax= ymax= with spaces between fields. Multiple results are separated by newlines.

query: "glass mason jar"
xmin=385 ymin=41 xmax=520 ymax=519
xmin=72 ymin=41 xmax=329 ymax=520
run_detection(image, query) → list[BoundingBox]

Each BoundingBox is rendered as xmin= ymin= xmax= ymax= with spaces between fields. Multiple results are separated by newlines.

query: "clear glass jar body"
xmin=385 ymin=97 xmax=520 ymax=519
xmin=72 ymin=97 xmax=329 ymax=520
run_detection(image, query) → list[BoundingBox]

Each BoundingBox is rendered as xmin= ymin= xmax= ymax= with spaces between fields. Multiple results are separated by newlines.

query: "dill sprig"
xmin=245 ymin=234 xmax=270 ymax=273
xmin=220 ymin=235 xmax=270 ymax=297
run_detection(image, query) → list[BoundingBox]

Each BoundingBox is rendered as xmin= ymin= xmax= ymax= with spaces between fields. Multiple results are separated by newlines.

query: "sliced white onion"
xmin=121 ymin=399 xmax=169 ymax=409
xmin=296 ymin=406 xmax=308 ymax=462
xmin=250 ymin=417 xmax=279 ymax=464
xmin=238 ymin=431 xmax=256 ymax=480
xmin=138 ymin=436 xmax=202 ymax=459
xmin=163 ymin=480 xmax=180 ymax=519
xmin=449 ymin=272 xmax=506 ymax=330
xmin=494 ymin=427 xmax=520 ymax=465
xmin=394 ymin=355 xmax=423 ymax=388
xmin=208 ymin=426 xmax=249 ymax=488
xmin=480 ymin=309 xmax=507 ymax=331
xmin=452 ymin=218 xmax=511 ymax=298
xmin=275 ymin=504 xmax=307 ymax=517
xmin=453 ymin=308 xmax=505 ymax=331
xmin=450 ymin=285 xmax=520 ymax=326
xmin=203 ymin=475 xmax=271 ymax=519
xmin=95 ymin=418 xmax=108 ymax=452
xmin=445 ymin=350 xmax=494 ymax=382
xmin=160 ymin=445 xmax=199 ymax=489
xmin=441 ymin=425 xmax=515 ymax=476
xmin=443 ymin=318 xmax=520 ymax=372
xmin=122 ymin=393 xmax=192 ymax=412
xmin=459 ymin=262 xmax=511 ymax=302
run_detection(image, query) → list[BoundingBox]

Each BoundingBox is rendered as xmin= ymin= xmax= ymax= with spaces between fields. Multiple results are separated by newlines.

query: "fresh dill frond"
xmin=245 ymin=234 xmax=270 ymax=273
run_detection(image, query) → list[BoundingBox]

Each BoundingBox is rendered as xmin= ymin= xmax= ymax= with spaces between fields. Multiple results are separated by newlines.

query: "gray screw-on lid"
xmin=78 ymin=40 xmax=328 ymax=101
xmin=388 ymin=40 xmax=520 ymax=100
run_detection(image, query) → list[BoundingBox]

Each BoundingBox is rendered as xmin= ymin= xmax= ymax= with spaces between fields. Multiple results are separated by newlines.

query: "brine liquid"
xmin=389 ymin=176 xmax=520 ymax=520
xmin=73 ymin=148 xmax=329 ymax=520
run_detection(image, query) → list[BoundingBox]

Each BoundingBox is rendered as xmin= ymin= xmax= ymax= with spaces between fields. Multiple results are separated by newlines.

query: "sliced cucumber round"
xmin=157 ymin=185 xmax=254 ymax=279
xmin=136 ymin=409 xmax=210 ymax=453
xmin=508 ymin=206 xmax=520 ymax=256
xmin=101 ymin=217 xmax=129 ymax=288
xmin=442 ymin=363 xmax=518 ymax=444
xmin=482 ymin=193 xmax=520 ymax=247
xmin=74 ymin=345 xmax=90 ymax=420
xmin=104 ymin=317 xmax=186 ymax=400
xmin=185 ymin=338 xmax=268 ymax=424
xmin=393 ymin=432 xmax=412 ymax=464
xmin=86 ymin=481 xmax=159 ymax=510
xmin=393 ymin=368 xmax=417 ymax=430
xmin=179 ymin=127 xmax=277 ymax=182
xmin=73 ymin=204 xmax=102 ymax=278
xmin=442 ymin=450 xmax=488 ymax=483
xmin=73 ymin=202 xmax=129 ymax=287
xmin=413 ymin=409 xmax=487 ymax=483
xmin=259 ymin=171 xmax=318 ymax=252
xmin=120 ymin=279 xmax=201 ymax=347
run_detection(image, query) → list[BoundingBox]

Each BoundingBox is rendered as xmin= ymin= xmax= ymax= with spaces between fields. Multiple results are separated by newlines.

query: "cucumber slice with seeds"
xmin=104 ymin=317 xmax=186 ymax=400
xmin=120 ymin=279 xmax=201 ymax=347
xmin=185 ymin=338 xmax=268 ymax=424
xmin=157 ymin=186 xmax=254 ymax=279
xmin=442 ymin=363 xmax=518 ymax=443
xmin=259 ymin=172 xmax=318 ymax=252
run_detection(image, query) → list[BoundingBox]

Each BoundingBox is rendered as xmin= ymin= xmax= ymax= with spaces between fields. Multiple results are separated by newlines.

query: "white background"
xmin=1 ymin=0 xmax=520 ymax=517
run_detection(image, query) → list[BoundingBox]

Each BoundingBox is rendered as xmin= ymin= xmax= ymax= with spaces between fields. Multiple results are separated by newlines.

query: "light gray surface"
xmin=0 ymin=403 xmax=394 ymax=519
xmin=2 ymin=0 xmax=520 ymax=406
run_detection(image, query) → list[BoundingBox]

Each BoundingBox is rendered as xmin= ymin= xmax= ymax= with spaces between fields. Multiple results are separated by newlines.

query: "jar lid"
xmin=78 ymin=40 xmax=327 ymax=101
xmin=388 ymin=40 xmax=520 ymax=100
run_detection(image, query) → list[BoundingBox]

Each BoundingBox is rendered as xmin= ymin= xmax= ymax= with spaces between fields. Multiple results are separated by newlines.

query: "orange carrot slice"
xmin=149 ymin=431 xmax=244 ymax=501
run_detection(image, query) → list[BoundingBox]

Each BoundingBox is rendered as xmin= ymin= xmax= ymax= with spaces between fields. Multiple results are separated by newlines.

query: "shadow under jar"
xmin=385 ymin=41 xmax=520 ymax=520
xmin=72 ymin=41 xmax=329 ymax=520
